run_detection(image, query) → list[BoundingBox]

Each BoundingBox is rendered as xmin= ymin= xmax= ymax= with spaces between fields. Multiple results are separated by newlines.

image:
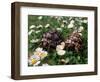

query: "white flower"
xmin=56 ymin=45 xmax=65 ymax=51
xmin=56 ymin=42 xmax=65 ymax=56
xmin=56 ymin=28 xmax=62 ymax=31
xmin=28 ymin=55 xmax=40 ymax=65
xmin=38 ymin=16 xmax=42 ymax=20
xmin=34 ymin=47 xmax=48 ymax=59
xmin=78 ymin=33 xmax=82 ymax=36
xmin=60 ymin=58 xmax=69 ymax=63
xmin=61 ymin=42 xmax=65 ymax=46
xmin=60 ymin=59 xmax=65 ymax=62
xmin=70 ymin=20 xmax=75 ymax=24
xmin=56 ymin=42 xmax=66 ymax=56
xmin=78 ymin=26 xmax=84 ymax=32
xmin=28 ymin=59 xmax=40 ymax=66
xmin=37 ymin=25 xmax=43 ymax=28
xmin=61 ymin=24 xmax=64 ymax=28
xmin=40 ymin=51 xmax=48 ymax=59
xmin=83 ymin=19 xmax=88 ymax=23
xmin=65 ymin=58 xmax=70 ymax=63
xmin=35 ymin=47 xmax=43 ymax=52
xmin=28 ymin=30 xmax=34 ymax=35
xmin=30 ymin=39 xmax=40 ymax=43
xmin=45 ymin=24 xmax=50 ymax=28
xmin=35 ymin=30 xmax=41 ymax=33
xmin=28 ymin=47 xmax=48 ymax=65
xmin=63 ymin=20 xmax=67 ymax=24
xmin=28 ymin=47 xmax=48 ymax=66
xmin=30 ymin=25 xmax=36 ymax=29
xmin=57 ymin=50 xmax=66 ymax=56
xmin=68 ymin=23 xmax=74 ymax=28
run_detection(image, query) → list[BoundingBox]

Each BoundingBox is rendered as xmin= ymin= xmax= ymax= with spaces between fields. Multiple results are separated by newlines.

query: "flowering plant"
xmin=28 ymin=15 xmax=88 ymax=66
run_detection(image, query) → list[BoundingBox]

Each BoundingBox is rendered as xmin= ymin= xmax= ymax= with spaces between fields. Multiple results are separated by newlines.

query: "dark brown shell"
xmin=65 ymin=32 xmax=83 ymax=52
xmin=41 ymin=29 xmax=63 ymax=49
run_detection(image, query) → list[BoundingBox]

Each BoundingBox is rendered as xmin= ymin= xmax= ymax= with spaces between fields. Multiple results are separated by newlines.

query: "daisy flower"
xmin=56 ymin=45 xmax=65 ymax=51
xmin=60 ymin=58 xmax=69 ymax=64
xmin=63 ymin=20 xmax=67 ymax=24
xmin=83 ymin=19 xmax=88 ymax=23
xmin=35 ymin=47 xmax=43 ymax=52
xmin=28 ymin=30 xmax=34 ymax=35
xmin=61 ymin=24 xmax=64 ymax=28
xmin=70 ymin=20 xmax=75 ymax=24
xmin=28 ymin=55 xmax=40 ymax=65
xmin=78 ymin=33 xmax=82 ymax=36
xmin=28 ymin=47 xmax=48 ymax=66
xmin=38 ymin=16 xmax=42 ymax=20
xmin=37 ymin=25 xmax=43 ymax=28
xmin=56 ymin=42 xmax=66 ymax=56
xmin=30 ymin=39 xmax=40 ymax=43
xmin=35 ymin=30 xmax=41 ymax=34
xmin=68 ymin=23 xmax=74 ymax=28
xmin=78 ymin=26 xmax=84 ymax=32
xmin=45 ymin=24 xmax=50 ymax=28
xmin=29 ymin=25 xmax=36 ymax=29
xmin=34 ymin=47 xmax=48 ymax=59
xmin=56 ymin=28 xmax=62 ymax=31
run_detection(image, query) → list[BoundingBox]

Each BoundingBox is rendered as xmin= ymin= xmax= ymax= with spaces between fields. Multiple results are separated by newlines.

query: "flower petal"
xmin=38 ymin=16 xmax=42 ymax=20
xmin=57 ymin=50 xmax=66 ymax=56
xmin=35 ymin=47 xmax=43 ymax=52
xmin=68 ymin=23 xmax=74 ymax=28
xmin=56 ymin=45 xmax=64 ymax=51
xmin=30 ymin=25 xmax=36 ymax=29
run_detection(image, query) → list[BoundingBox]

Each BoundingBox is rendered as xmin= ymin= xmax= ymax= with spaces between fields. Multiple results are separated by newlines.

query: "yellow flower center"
xmin=31 ymin=59 xmax=37 ymax=64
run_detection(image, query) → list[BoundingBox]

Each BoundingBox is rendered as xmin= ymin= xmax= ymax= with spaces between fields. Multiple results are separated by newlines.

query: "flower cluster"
xmin=28 ymin=47 xmax=48 ymax=66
